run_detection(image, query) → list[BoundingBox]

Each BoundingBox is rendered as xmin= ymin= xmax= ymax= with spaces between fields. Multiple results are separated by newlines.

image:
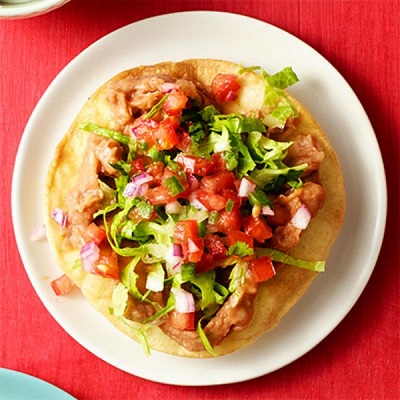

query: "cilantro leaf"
xmin=226 ymin=242 xmax=254 ymax=257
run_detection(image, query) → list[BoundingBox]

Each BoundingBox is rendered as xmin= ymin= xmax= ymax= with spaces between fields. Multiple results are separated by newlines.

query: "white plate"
xmin=12 ymin=11 xmax=386 ymax=386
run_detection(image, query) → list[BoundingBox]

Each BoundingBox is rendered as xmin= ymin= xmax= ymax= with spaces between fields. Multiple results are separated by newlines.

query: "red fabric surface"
xmin=1 ymin=1 xmax=399 ymax=399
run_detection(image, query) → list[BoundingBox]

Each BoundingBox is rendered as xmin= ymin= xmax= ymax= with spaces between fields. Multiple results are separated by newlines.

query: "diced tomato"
xmin=145 ymin=185 xmax=177 ymax=205
xmin=248 ymin=256 xmax=276 ymax=283
xmin=176 ymin=131 xmax=193 ymax=153
xmin=92 ymin=243 xmax=119 ymax=280
xmin=200 ymin=171 xmax=236 ymax=194
xmin=176 ymin=154 xmax=215 ymax=176
xmin=211 ymin=152 xmax=228 ymax=174
xmin=51 ymin=274 xmax=76 ymax=296
xmin=168 ymin=310 xmax=195 ymax=331
xmin=183 ymin=237 xmax=204 ymax=263
xmin=163 ymin=89 xmax=188 ymax=116
xmin=130 ymin=158 xmax=145 ymax=175
xmin=192 ymin=189 xmax=227 ymax=211
xmin=226 ymin=230 xmax=254 ymax=249
xmin=145 ymin=161 xmax=165 ymax=185
xmin=215 ymin=208 xmax=241 ymax=234
xmin=174 ymin=220 xmax=199 ymax=244
xmin=222 ymin=189 xmax=242 ymax=209
xmin=242 ymin=215 xmax=273 ymax=242
xmin=161 ymin=167 xmax=189 ymax=191
xmin=84 ymin=222 xmax=106 ymax=246
xmin=205 ymin=234 xmax=227 ymax=260
xmin=154 ymin=118 xmax=179 ymax=150
xmin=132 ymin=118 xmax=159 ymax=147
xmin=195 ymin=252 xmax=215 ymax=274
xmin=132 ymin=117 xmax=180 ymax=150
xmin=211 ymin=73 xmax=241 ymax=103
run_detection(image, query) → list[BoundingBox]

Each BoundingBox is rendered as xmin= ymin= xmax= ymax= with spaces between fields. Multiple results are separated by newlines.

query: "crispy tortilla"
xmin=45 ymin=59 xmax=345 ymax=357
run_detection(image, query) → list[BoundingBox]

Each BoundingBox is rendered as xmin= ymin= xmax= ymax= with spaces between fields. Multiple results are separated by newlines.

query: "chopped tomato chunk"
xmin=84 ymin=222 xmax=106 ymax=246
xmin=132 ymin=118 xmax=158 ymax=147
xmin=132 ymin=117 xmax=179 ymax=150
xmin=130 ymin=158 xmax=145 ymax=175
xmin=249 ymin=256 xmax=276 ymax=283
xmin=168 ymin=310 xmax=195 ymax=331
xmin=193 ymin=189 xmax=227 ymax=211
xmin=205 ymin=234 xmax=227 ymax=260
xmin=92 ymin=243 xmax=119 ymax=280
xmin=211 ymin=152 xmax=228 ymax=174
xmin=215 ymin=208 xmax=241 ymax=234
xmin=51 ymin=274 xmax=76 ymax=296
xmin=145 ymin=185 xmax=177 ymax=205
xmin=196 ymin=252 xmax=215 ymax=273
xmin=176 ymin=131 xmax=193 ymax=153
xmin=154 ymin=118 xmax=179 ymax=150
xmin=226 ymin=230 xmax=254 ymax=249
xmin=200 ymin=171 xmax=236 ymax=194
xmin=176 ymin=154 xmax=215 ymax=176
xmin=242 ymin=215 xmax=273 ymax=242
xmin=174 ymin=220 xmax=199 ymax=244
xmin=184 ymin=237 xmax=204 ymax=263
xmin=145 ymin=161 xmax=165 ymax=185
xmin=163 ymin=89 xmax=188 ymax=116
xmin=211 ymin=73 xmax=241 ymax=103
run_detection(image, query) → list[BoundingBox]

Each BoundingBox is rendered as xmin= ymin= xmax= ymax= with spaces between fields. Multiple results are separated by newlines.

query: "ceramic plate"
xmin=12 ymin=11 xmax=386 ymax=385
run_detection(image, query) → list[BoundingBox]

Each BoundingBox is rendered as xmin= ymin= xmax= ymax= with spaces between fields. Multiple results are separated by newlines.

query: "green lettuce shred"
xmin=255 ymin=248 xmax=325 ymax=272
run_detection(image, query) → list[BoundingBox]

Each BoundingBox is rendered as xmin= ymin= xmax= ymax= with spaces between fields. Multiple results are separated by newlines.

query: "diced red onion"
xmin=51 ymin=208 xmax=67 ymax=228
xmin=172 ymin=243 xmax=183 ymax=257
xmin=123 ymin=182 xmax=141 ymax=197
xmin=165 ymin=244 xmax=184 ymax=267
xmin=172 ymin=261 xmax=183 ymax=273
xmin=124 ymin=173 xmax=152 ymax=198
xmin=80 ymin=241 xmax=100 ymax=272
xmin=132 ymin=172 xmax=153 ymax=186
xmin=176 ymin=154 xmax=196 ymax=173
xmin=165 ymin=201 xmax=183 ymax=214
xmin=137 ymin=183 xmax=149 ymax=197
xmin=238 ymin=177 xmax=256 ymax=198
xmin=187 ymin=238 xmax=200 ymax=253
xmin=261 ymin=205 xmax=275 ymax=216
xmin=187 ymin=174 xmax=200 ymax=190
xmin=30 ymin=225 xmax=47 ymax=241
xmin=291 ymin=204 xmax=311 ymax=230
xmin=158 ymin=82 xmax=178 ymax=93
xmin=171 ymin=287 xmax=195 ymax=313
xmin=189 ymin=194 xmax=207 ymax=211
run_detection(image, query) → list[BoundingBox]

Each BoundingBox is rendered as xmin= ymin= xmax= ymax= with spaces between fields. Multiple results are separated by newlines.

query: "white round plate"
xmin=12 ymin=11 xmax=386 ymax=386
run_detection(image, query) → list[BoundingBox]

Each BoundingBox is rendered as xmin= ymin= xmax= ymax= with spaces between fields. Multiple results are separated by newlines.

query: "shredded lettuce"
xmin=79 ymin=122 xmax=133 ymax=145
xmin=250 ymin=164 xmax=306 ymax=193
xmin=239 ymin=65 xmax=299 ymax=128
xmin=228 ymin=262 xmax=248 ymax=293
xmin=255 ymin=248 xmax=325 ymax=272
xmin=110 ymin=282 xmax=151 ymax=355
xmin=197 ymin=316 xmax=217 ymax=356
xmin=144 ymin=94 xmax=169 ymax=119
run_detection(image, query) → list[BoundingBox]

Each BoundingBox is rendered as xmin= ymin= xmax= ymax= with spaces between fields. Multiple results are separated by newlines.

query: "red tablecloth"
xmin=1 ymin=1 xmax=399 ymax=399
